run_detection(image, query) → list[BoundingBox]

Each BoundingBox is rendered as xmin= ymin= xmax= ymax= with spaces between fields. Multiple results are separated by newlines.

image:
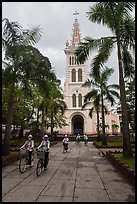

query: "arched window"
xmin=78 ymin=94 xmax=82 ymax=107
xmin=72 ymin=69 xmax=76 ymax=82
xmin=78 ymin=69 xmax=82 ymax=82
xmin=69 ymin=56 xmax=71 ymax=65
xmin=72 ymin=94 xmax=76 ymax=107
xmin=75 ymin=57 xmax=77 ymax=65
xmin=72 ymin=56 xmax=74 ymax=65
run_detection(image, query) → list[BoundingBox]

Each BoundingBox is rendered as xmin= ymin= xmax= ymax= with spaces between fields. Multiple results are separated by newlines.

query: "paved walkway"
xmin=2 ymin=142 xmax=135 ymax=202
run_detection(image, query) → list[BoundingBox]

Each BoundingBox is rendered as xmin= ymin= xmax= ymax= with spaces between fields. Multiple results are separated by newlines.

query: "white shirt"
xmin=37 ymin=140 xmax=50 ymax=152
xmin=76 ymin=135 xmax=80 ymax=139
xmin=62 ymin=137 xmax=69 ymax=144
xmin=84 ymin=135 xmax=88 ymax=140
xmin=21 ymin=140 xmax=34 ymax=151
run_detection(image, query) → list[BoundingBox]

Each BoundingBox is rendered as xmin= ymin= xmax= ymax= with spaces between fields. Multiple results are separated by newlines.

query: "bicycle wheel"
xmin=31 ymin=152 xmax=34 ymax=166
xmin=19 ymin=157 xmax=27 ymax=173
xmin=63 ymin=147 xmax=65 ymax=153
xmin=36 ymin=159 xmax=43 ymax=176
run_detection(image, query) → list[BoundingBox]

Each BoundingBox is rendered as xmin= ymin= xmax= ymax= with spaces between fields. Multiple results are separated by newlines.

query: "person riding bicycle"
xmin=83 ymin=134 xmax=88 ymax=145
xmin=37 ymin=135 xmax=50 ymax=170
xmin=20 ymin=135 xmax=34 ymax=167
xmin=76 ymin=134 xmax=81 ymax=142
xmin=62 ymin=134 xmax=69 ymax=153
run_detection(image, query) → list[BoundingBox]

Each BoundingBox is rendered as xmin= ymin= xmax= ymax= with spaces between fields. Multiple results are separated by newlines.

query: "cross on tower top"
xmin=73 ymin=11 xmax=79 ymax=19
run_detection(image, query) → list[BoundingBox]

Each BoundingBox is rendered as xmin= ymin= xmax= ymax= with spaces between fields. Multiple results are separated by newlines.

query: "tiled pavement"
xmin=2 ymin=142 xmax=135 ymax=202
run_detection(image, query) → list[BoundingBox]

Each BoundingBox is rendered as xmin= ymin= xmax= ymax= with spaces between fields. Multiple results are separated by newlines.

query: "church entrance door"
xmin=72 ymin=115 xmax=84 ymax=135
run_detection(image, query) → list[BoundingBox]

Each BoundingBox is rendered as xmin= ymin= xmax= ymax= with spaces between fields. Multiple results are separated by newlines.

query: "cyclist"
xmin=83 ymin=134 xmax=88 ymax=145
xmin=76 ymin=134 xmax=81 ymax=142
xmin=20 ymin=135 xmax=34 ymax=167
xmin=62 ymin=134 xmax=69 ymax=153
xmin=37 ymin=135 xmax=50 ymax=170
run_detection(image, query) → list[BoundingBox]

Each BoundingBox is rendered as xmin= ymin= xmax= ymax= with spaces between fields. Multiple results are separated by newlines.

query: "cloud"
xmin=2 ymin=2 xmax=134 ymax=89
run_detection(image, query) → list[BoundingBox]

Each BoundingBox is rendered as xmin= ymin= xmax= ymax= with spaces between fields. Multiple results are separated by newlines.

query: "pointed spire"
xmin=66 ymin=39 xmax=69 ymax=47
xmin=71 ymin=11 xmax=81 ymax=47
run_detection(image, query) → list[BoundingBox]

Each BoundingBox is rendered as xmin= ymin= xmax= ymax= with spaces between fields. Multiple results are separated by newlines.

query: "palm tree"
xmin=82 ymin=90 xmax=107 ymax=141
xmin=82 ymin=67 xmax=119 ymax=145
xmin=2 ymin=18 xmax=42 ymax=155
xmin=45 ymin=82 xmax=67 ymax=140
xmin=75 ymin=2 xmax=135 ymax=157
xmin=82 ymin=93 xmax=100 ymax=140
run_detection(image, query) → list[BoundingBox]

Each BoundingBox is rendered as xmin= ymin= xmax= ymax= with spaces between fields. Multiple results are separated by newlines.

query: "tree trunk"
xmin=50 ymin=112 xmax=54 ymax=141
xmin=3 ymin=84 xmax=15 ymax=155
xmin=40 ymin=105 xmax=45 ymax=139
xmin=96 ymin=109 xmax=100 ymax=141
xmin=18 ymin=126 xmax=23 ymax=140
xmin=117 ymin=38 xmax=133 ymax=157
xmin=101 ymin=94 xmax=107 ymax=145
xmin=37 ymin=107 xmax=39 ymax=123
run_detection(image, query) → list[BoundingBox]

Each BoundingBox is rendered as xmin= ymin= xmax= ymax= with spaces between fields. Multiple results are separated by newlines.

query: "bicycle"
xmin=84 ymin=139 xmax=88 ymax=145
xmin=76 ymin=138 xmax=80 ymax=144
xmin=36 ymin=150 xmax=49 ymax=176
xmin=63 ymin=143 xmax=68 ymax=153
xmin=19 ymin=148 xmax=34 ymax=173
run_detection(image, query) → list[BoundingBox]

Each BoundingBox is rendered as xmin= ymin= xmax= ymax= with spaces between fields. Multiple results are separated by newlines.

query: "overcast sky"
xmin=2 ymin=2 xmax=134 ymax=88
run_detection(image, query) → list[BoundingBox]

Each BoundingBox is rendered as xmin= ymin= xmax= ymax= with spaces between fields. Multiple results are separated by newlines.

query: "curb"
xmin=2 ymin=153 xmax=21 ymax=167
xmin=105 ymin=150 xmax=135 ymax=186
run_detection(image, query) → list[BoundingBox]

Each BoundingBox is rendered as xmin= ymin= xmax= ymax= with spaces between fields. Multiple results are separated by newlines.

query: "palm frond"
xmin=87 ymin=3 xmax=114 ymax=26
xmin=121 ymin=47 xmax=135 ymax=79
xmin=75 ymin=37 xmax=104 ymax=64
xmin=103 ymin=104 xmax=109 ymax=114
xmin=105 ymin=92 xmax=115 ymax=106
xmin=81 ymin=101 xmax=92 ymax=109
xmin=82 ymin=79 xmax=91 ymax=87
xmin=101 ymin=67 xmax=114 ymax=83
xmin=108 ymin=90 xmax=120 ymax=99
xmin=107 ymin=84 xmax=119 ymax=90
xmin=89 ymin=107 xmax=95 ymax=119
xmin=23 ymin=25 xmax=42 ymax=45
xmin=84 ymin=90 xmax=98 ymax=102
xmin=120 ymin=17 xmax=135 ymax=50
xmin=91 ymin=38 xmax=114 ymax=79
xmin=121 ymin=2 xmax=135 ymax=18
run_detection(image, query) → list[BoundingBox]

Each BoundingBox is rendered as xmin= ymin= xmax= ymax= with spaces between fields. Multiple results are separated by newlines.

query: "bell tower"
xmin=60 ymin=12 xmax=91 ymax=135
xmin=58 ymin=12 xmax=120 ymax=136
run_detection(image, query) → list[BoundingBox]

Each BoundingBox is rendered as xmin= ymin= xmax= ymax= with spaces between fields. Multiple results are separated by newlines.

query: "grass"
xmin=112 ymin=152 xmax=135 ymax=170
xmin=2 ymin=137 xmax=42 ymax=146
xmin=94 ymin=141 xmax=123 ymax=147
xmin=94 ymin=140 xmax=135 ymax=148
xmin=2 ymin=137 xmax=57 ymax=157
xmin=2 ymin=150 xmax=19 ymax=160
xmin=94 ymin=140 xmax=135 ymax=171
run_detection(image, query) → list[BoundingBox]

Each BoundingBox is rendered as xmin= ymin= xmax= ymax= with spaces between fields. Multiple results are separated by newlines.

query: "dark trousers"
xmin=63 ymin=143 xmax=68 ymax=150
xmin=44 ymin=152 xmax=49 ymax=168
xmin=27 ymin=150 xmax=32 ymax=165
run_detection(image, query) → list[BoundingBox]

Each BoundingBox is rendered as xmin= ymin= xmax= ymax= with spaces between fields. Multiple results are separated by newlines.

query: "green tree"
xmin=82 ymin=67 xmax=119 ymax=145
xmin=45 ymin=82 xmax=67 ymax=140
xmin=2 ymin=18 xmax=42 ymax=155
xmin=82 ymin=92 xmax=100 ymax=141
xmin=13 ymin=87 xmax=35 ymax=140
xmin=75 ymin=2 xmax=135 ymax=157
xmin=125 ymin=78 xmax=135 ymax=135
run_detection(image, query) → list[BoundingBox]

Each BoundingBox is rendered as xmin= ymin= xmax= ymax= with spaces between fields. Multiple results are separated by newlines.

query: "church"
xmin=59 ymin=12 xmax=120 ymax=136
